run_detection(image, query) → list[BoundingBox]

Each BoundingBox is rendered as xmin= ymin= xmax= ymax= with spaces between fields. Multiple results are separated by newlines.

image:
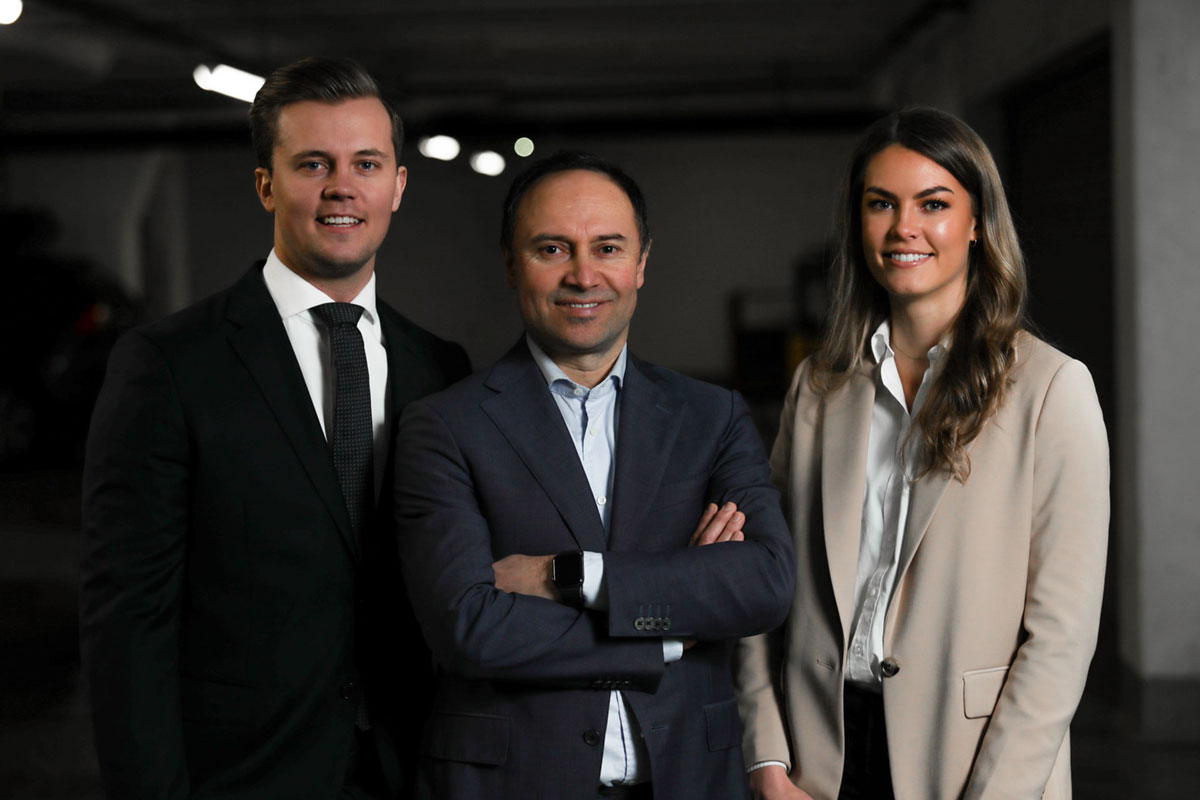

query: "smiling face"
xmin=255 ymin=96 xmax=405 ymax=292
xmin=860 ymin=144 xmax=977 ymax=316
xmin=507 ymin=169 xmax=648 ymax=383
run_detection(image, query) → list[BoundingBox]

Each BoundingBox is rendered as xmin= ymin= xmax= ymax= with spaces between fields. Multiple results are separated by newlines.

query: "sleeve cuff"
xmin=747 ymin=760 xmax=789 ymax=774
xmin=662 ymin=639 xmax=684 ymax=663
xmin=582 ymin=551 xmax=606 ymax=609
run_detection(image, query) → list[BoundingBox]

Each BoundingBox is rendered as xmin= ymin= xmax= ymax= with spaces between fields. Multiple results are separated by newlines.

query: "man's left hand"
xmin=493 ymin=554 xmax=557 ymax=600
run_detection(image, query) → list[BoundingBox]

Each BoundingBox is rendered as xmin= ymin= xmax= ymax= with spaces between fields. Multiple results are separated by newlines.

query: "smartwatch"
xmin=552 ymin=550 xmax=586 ymax=608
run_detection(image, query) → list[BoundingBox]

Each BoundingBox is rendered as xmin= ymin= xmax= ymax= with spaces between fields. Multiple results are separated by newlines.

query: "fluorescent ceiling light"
xmin=513 ymin=137 xmax=535 ymax=157
xmin=193 ymin=64 xmax=265 ymax=104
xmin=418 ymin=135 xmax=461 ymax=161
xmin=470 ymin=151 xmax=506 ymax=177
xmin=0 ymin=0 xmax=23 ymax=26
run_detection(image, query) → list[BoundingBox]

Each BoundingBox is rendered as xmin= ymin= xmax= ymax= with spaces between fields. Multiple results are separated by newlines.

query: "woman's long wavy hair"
xmin=811 ymin=108 xmax=1028 ymax=481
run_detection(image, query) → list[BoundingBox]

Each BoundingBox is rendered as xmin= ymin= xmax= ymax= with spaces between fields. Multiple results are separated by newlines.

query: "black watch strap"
xmin=552 ymin=550 xmax=586 ymax=608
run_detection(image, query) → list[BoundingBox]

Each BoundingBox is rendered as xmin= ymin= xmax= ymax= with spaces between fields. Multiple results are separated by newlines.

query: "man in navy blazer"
xmin=80 ymin=58 xmax=469 ymax=799
xmin=395 ymin=152 xmax=794 ymax=799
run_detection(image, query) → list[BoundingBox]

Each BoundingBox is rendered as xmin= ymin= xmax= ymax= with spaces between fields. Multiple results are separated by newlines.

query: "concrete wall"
xmin=1113 ymin=0 xmax=1200 ymax=697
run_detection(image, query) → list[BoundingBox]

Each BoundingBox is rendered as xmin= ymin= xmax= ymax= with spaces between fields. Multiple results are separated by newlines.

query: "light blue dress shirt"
xmin=526 ymin=336 xmax=681 ymax=787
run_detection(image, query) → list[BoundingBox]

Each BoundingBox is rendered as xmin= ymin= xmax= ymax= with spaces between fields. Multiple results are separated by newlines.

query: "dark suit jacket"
xmin=80 ymin=263 xmax=470 ymax=800
xmin=394 ymin=340 xmax=794 ymax=799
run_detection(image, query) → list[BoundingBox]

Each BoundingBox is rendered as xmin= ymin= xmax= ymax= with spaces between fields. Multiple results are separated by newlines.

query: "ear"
xmin=635 ymin=240 xmax=651 ymax=289
xmin=392 ymin=166 xmax=407 ymax=212
xmin=503 ymin=251 xmax=517 ymax=289
xmin=255 ymin=167 xmax=275 ymax=213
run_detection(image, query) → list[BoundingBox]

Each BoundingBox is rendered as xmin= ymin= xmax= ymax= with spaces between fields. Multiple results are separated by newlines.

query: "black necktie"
xmin=311 ymin=302 xmax=373 ymax=536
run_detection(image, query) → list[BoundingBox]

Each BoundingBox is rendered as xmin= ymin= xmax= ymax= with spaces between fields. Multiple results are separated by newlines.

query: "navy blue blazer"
xmin=80 ymin=263 xmax=469 ymax=800
xmin=395 ymin=339 xmax=794 ymax=799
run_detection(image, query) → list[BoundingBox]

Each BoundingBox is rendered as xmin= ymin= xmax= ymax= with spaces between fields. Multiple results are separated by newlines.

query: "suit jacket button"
xmin=881 ymin=657 xmax=900 ymax=678
xmin=634 ymin=617 xmax=645 ymax=630
xmin=583 ymin=729 xmax=602 ymax=747
xmin=340 ymin=681 xmax=357 ymax=700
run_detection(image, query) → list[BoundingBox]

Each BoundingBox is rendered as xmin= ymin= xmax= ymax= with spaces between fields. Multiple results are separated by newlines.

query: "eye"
xmin=540 ymin=244 xmax=564 ymax=256
xmin=299 ymin=160 xmax=327 ymax=172
xmin=865 ymin=198 xmax=893 ymax=211
xmin=358 ymin=160 xmax=380 ymax=171
xmin=922 ymin=198 xmax=950 ymax=211
xmin=597 ymin=244 xmax=620 ymax=256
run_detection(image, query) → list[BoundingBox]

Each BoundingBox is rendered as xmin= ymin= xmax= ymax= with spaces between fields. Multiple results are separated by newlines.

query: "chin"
xmin=308 ymin=255 xmax=372 ymax=280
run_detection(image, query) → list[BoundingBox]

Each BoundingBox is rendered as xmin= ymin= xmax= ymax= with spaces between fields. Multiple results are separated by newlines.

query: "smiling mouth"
xmin=885 ymin=251 xmax=932 ymax=263
xmin=319 ymin=215 xmax=362 ymax=227
xmin=560 ymin=302 xmax=601 ymax=309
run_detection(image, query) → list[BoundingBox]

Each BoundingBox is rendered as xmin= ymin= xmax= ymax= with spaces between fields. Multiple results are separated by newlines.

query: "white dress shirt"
xmin=846 ymin=320 xmax=944 ymax=690
xmin=526 ymin=337 xmax=681 ymax=788
xmin=261 ymin=250 xmax=390 ymax=495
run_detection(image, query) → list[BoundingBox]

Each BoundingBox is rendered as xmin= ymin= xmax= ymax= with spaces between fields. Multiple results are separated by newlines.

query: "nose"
xmin=564 ymin=253 xmax=600 ymax=289
xmin=321 ymin=168 xmax=357 ymax=199
xmin=890 ymin=203 xmax=919 ymax=239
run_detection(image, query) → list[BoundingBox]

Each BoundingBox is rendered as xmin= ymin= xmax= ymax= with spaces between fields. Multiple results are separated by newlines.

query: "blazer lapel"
xmin=224 ymin=265 xmax=358 ymax=560
xmin=608 ymin=357 xmax=682 ymax=552
xmin=821 ymin=366 xmax=875 ymax=643
xmin=894 ymin=447 xmax=956 ymax=591
xmin=481 ymin=342 xmax=608 ymax=553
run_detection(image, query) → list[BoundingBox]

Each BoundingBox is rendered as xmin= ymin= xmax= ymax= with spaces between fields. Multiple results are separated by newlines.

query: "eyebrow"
xmin=528 ymin=233 xmax=629 ymax=244
xmin=864 ymin=185 xmax=956 ymax=200
xmin=289 ymin=148 xmax=391 ymax=161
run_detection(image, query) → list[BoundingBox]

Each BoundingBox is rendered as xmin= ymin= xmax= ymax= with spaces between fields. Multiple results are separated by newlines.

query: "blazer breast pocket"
xmin=962 ymin=665 xmax=1010 ymax=719
xmin=704 ymin=697 xmax=743 ymax=752
xmin=423 ymin=711 xmax=510 ymax=766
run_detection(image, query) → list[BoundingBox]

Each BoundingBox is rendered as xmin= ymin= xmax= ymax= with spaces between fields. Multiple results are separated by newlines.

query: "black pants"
xmin=598 ymin=783 xmax=653 ymax=800
xmin=838 ymin=684 xmax=895 ymax=800
xmin=340 ymin=728 xmax=388 ymax=800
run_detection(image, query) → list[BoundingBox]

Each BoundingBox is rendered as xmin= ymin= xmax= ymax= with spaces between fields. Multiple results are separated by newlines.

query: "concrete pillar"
xmin=1113 ymin=0 xmax=1200 ymax=739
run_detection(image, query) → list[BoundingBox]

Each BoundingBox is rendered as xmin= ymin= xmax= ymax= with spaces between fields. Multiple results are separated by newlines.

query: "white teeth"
xmin=321 ymin=216 xmax=360 ymax=225
xmin=565 ymin=303 xmax=599 ymax=309
xmin=889 ymin=252 xmax=930 ymax=262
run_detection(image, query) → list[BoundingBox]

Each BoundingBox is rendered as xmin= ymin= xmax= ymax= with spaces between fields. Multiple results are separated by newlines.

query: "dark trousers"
xmin=838 ymin=683 xmax=895 ymax=800
xmin=598 ymin=783 xmax=654 ymax=800
xmin=340 ymin=728 xmax=389 ymax=800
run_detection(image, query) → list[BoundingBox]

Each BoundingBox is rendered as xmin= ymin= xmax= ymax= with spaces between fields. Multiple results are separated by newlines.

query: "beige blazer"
xmin=734 ymin=333 xmax=1108 ymax=800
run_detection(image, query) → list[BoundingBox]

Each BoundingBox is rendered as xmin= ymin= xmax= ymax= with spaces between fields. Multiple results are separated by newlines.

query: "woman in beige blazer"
xmin=735 ymin=108 xmax=1109 ymax=800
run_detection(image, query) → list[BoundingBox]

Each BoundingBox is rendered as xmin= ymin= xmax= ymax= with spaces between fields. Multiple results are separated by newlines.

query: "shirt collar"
xmin=869 ymin=319 xmax=947 ymax=366
xmin=526 ymin=334 xmax=626 ymax=396
xmin=261 ymin=249 xmax=380 ymax=326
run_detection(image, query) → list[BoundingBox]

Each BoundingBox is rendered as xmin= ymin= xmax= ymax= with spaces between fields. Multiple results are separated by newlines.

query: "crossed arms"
xmin=394 ymin=388 xmax=794 ymax=691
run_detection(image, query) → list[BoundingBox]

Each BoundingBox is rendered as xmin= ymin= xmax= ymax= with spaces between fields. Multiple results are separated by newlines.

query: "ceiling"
xmin=0 ymin=0 xmax=965 ymax=141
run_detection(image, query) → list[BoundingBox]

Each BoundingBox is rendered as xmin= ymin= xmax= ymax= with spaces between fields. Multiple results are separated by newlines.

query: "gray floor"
xmin=2 ymin=470 xmax=1197 ymax=799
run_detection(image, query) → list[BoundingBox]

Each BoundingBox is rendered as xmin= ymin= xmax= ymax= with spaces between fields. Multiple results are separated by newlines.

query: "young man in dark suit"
xmin=80 ymin=57 xmax=469 ymax=800
xmin=395 ymin=152 xmax=794 ymax=799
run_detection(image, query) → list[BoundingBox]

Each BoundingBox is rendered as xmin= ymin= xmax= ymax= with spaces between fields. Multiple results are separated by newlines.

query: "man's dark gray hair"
xmin=500 ymin=151 xmax=651 ymax=262
xmin=249 ymin=56 xmax=403 ymax=170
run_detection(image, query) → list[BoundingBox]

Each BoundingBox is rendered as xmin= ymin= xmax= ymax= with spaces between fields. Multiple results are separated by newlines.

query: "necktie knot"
xmin=311 ymin=302 xmax=364 ymax=328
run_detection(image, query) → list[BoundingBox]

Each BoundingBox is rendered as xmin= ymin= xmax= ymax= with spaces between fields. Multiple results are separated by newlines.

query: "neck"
xmin=280 ymin=258 xmax=374 ymax=304
xmin=888 ymin=295 xmax=961 ymax=360
xmin=309 ymin=273 xmax=372 ymax=304
xmin=539 ymin=341 xmax=625 ymax=389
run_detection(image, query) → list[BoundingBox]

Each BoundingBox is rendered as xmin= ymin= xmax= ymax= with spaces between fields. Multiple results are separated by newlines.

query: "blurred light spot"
xmin=418 ymin=135 xmax=461 ymax=161
xmin=513 ymin=137 xmax=535 ymax=157
xmin=193 ymin=64 xmax=265 ymax=103
xmin=0 ymin=0 xmax=22 ymax=25
xmin=470 ymin=151 xmax=506 ymax=177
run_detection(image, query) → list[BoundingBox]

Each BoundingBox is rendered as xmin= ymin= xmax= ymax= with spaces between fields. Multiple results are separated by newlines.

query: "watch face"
xmin=554 ymin=551 xmax=584 ymax=586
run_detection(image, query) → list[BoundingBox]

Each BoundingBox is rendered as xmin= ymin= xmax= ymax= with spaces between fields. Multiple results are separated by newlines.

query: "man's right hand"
xmin=689 ymin=502 xmax=745 ymax=546
xmin=748 ymin=765 xmax=814 ymax=800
